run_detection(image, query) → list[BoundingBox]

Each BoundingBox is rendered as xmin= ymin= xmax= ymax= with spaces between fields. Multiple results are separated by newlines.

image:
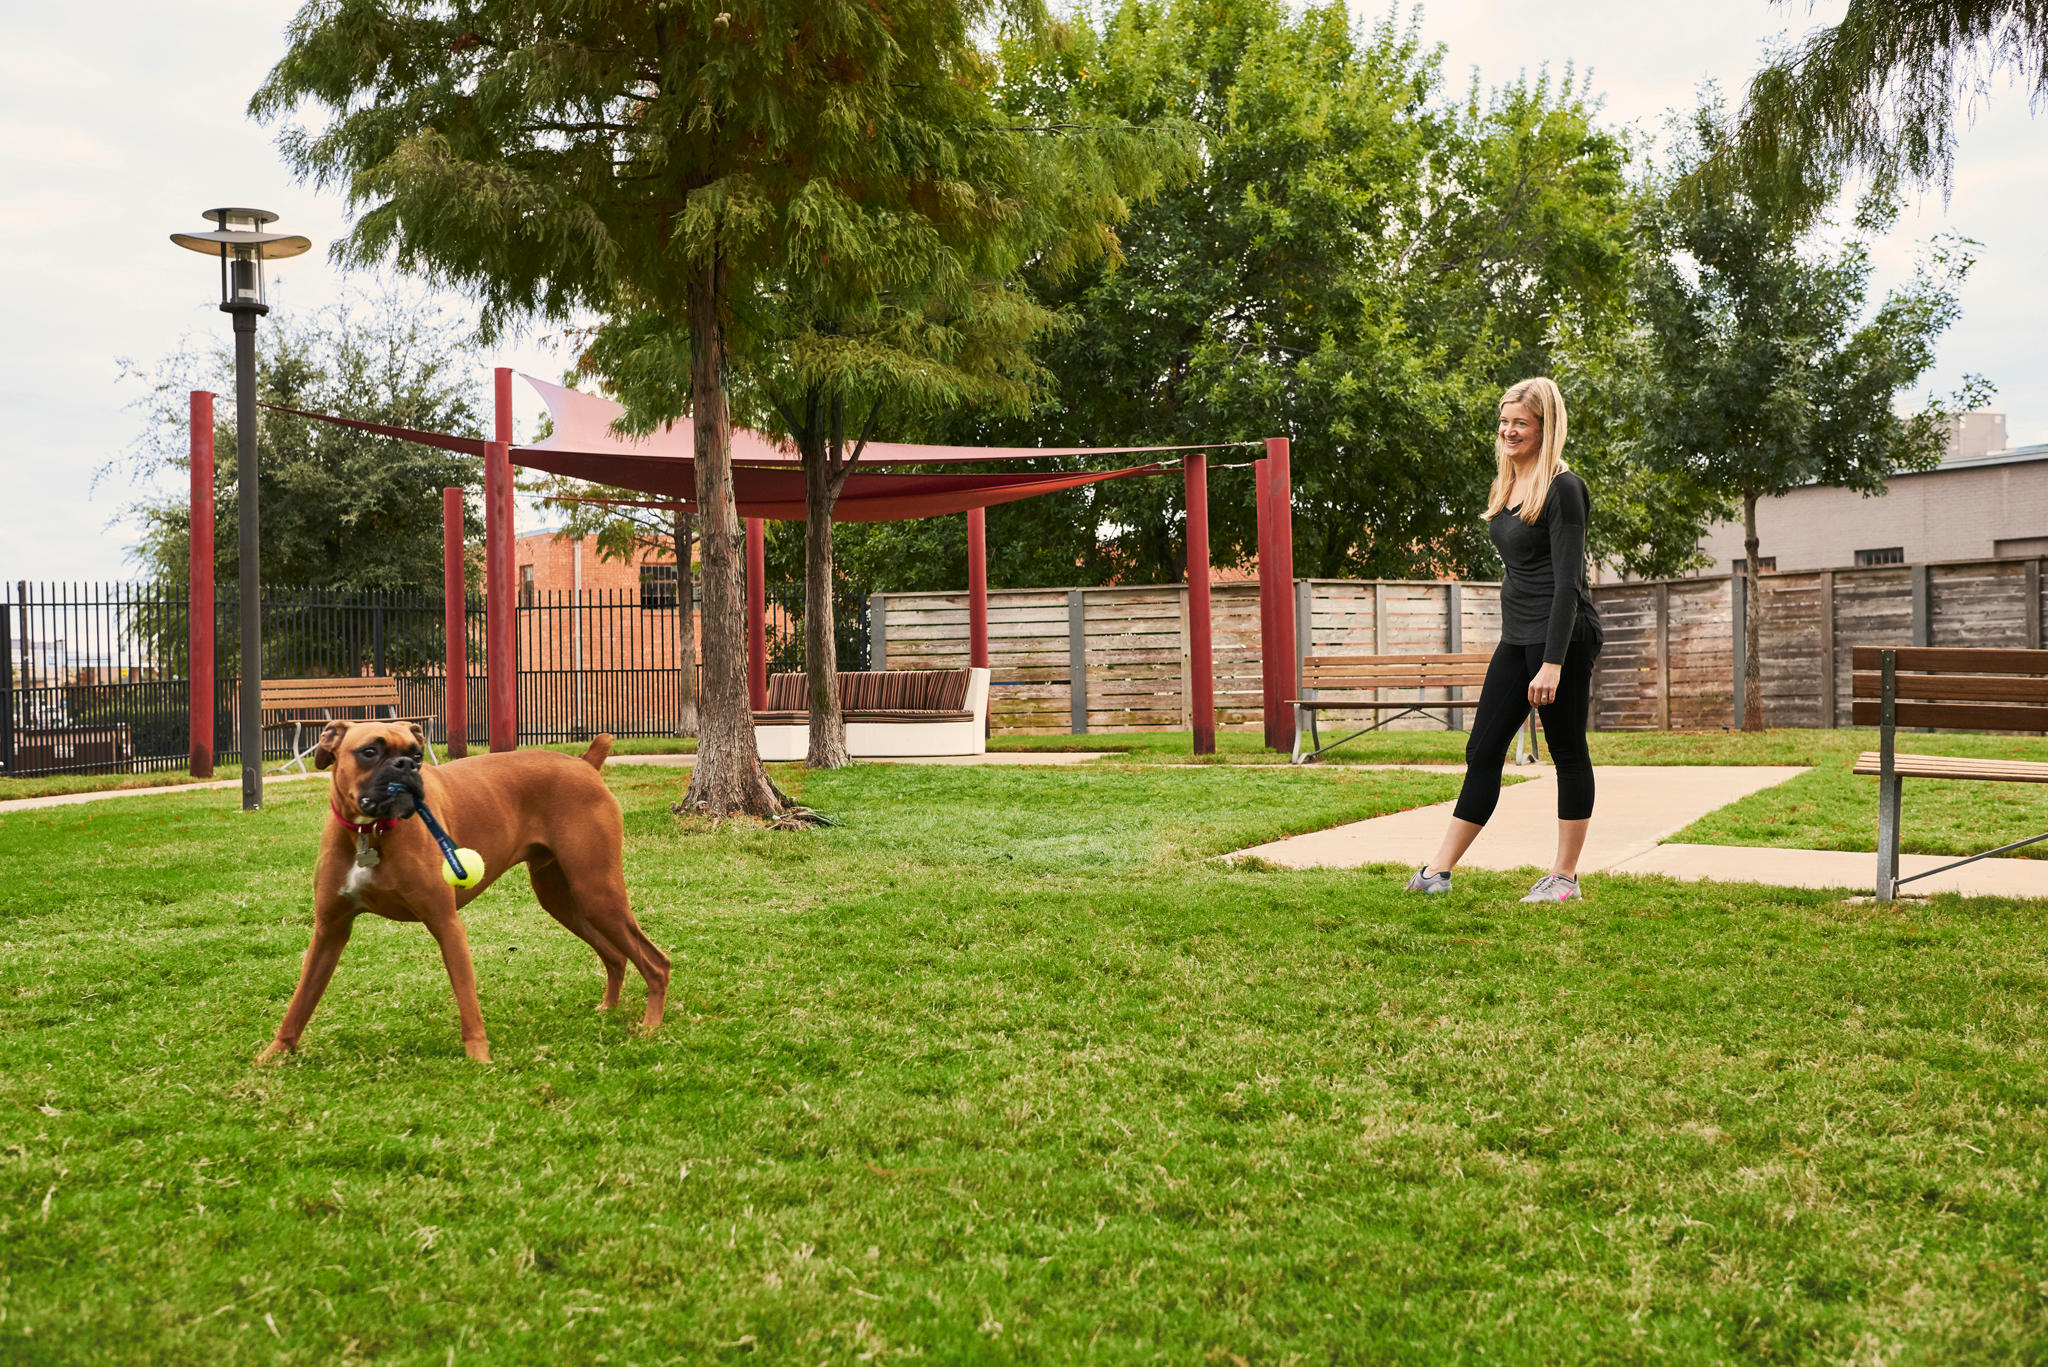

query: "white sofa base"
xmin=754 ymin=667 xmax=989 ymax=761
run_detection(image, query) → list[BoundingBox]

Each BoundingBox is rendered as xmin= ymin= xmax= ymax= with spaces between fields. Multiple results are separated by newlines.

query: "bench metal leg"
xmin=275 ymin=719 xmax=313 ymax=776
xmin=1876 ymin=773 xmax=1902 ymax=899
xmin=1876 ymin=650 xmax=1899 ymax=898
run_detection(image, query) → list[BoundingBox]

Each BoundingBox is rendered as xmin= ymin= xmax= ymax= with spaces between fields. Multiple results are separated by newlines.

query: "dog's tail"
xmin=581 ymin=734 xmax=614 ymax=770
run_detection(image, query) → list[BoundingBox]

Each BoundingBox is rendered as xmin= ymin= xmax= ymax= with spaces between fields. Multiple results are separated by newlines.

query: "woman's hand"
xmin=1528 ymin=661 xmax=1563 ymax=709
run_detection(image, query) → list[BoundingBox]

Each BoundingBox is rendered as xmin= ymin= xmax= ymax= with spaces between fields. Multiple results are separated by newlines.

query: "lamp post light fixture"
xmin=170 ymin=208 xmax=312 ymax=811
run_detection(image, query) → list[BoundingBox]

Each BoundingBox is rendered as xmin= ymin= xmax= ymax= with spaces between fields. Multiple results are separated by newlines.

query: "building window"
xmin=1994 ymin=536 xmax=2048 ymax=559
xmin=518 ymin=564 xmax=535 ymax=606
xmin=1732 ymin=557 xmax=1776 ymax=573
xmin=1854 ymin=547 xmax=1904 ymax=567
xmin=640 ymin=564 xmax=679 ymax=610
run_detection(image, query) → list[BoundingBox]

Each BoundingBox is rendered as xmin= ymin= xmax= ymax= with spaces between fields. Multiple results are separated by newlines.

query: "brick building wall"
xmin=1691 ymin=446 xmax=2048 ymax=573
xmin=511 ymin=531 xmax=698 ymax=711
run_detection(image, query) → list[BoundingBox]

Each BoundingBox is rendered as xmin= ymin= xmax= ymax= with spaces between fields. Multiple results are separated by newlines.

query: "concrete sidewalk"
xmin=1228 ymin=763 xmax=2048 ymax=898
xmin=0 ymin=770 xmax=322 ymax=817
xmin=609 ymin=751 xmax=1111 ymax=768
xmin=1232 ymin=765 xmax=1809 ymax=873
xmin=1612 ymin=842 xmax=2048 ymax=898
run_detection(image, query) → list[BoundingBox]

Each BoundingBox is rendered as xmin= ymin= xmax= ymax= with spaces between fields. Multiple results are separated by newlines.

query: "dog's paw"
xmin=254 ymin=1041 xmax=294 ymax=1067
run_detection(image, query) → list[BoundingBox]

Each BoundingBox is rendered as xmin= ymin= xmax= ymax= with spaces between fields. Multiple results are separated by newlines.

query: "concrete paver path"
xmin=0 ymin=771 xmax=322 ymax=817
xmin=1612 ymin=842 xmax=2048 ymax=899
xmin=1233 ymin=765 xmax=1809 ymax=873
xmin=1231 ymin=762 xmax=2048 ymax=898
xmin=609 ymin=751 xmax=1110 ymax=768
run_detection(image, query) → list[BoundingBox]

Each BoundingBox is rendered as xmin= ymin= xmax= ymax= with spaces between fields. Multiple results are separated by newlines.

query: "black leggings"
xmin=1452 ymin=639 xmax=1600 ymax=825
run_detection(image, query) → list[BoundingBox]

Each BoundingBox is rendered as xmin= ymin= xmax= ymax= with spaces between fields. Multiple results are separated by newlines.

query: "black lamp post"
xmin=170 ymin=209 xmax=312 ymax=811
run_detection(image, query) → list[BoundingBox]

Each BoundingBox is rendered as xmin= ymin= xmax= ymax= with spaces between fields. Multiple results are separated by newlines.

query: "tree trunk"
xmin=673 ymin=508 xmax=698 ymax=738
xmin=681 ymin=256 xmax=782 ymax=816
xmin=803 ymin=442 xmax=849 ymax=769
xmin=1742 ymin=484 xmax=1764 ymax=733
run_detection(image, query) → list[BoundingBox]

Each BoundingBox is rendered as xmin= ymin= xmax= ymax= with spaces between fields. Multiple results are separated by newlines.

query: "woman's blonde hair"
xmin=1482 ymin=377 xmax=1570 ymax=524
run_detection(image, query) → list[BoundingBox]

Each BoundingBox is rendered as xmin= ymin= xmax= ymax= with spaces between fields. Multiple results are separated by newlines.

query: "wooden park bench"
xmin=261 ymin=677 xmax=439 ymax=775
xmin=1290 ymin=652 xmax=1535 ymax=765
xmin=1851 ymin=646 xmax=2048 ymax=897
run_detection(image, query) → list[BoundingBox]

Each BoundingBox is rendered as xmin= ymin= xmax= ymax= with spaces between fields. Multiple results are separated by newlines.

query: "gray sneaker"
xmin=1520 ymin=873 xmax=1582 ymax=903
xmin=1405 ymin=866 xmax=1452 ymax=894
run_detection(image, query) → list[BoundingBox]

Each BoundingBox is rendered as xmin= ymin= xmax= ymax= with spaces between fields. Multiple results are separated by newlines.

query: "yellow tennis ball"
xmin=442 ymin=848 xmax=487 ymax=889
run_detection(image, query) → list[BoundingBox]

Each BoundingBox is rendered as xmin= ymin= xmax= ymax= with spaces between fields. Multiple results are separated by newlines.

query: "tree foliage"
xmin=861 ymin=0 xmax=1635 ymax=592
xmin=253 ymin=0 xmax=1115 ymax=809
xmin=1709 ymin=0 xmax=2048 ymax=223
xmin=111 ymin=293 xmax=485 ymax=593
xmin=1626 ymin=104 xmax=1981 ymax=726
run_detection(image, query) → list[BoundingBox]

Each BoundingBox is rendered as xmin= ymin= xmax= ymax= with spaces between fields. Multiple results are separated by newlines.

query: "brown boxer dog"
xmin=257 ymin=720 xmax=669 ymax=1064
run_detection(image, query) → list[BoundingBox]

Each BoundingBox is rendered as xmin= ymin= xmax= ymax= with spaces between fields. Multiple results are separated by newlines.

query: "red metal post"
xmin=1256 ymin=457 xmax=1281 ymax=750
xmin=484 ymin=367 xmax=518 ymax=751
xmin=1267 ymin=437 xmax=1297 ymax=751
xmin=442 ymin=487 xmax=468 ymax=759
xmin=187 ymin=390 xmax=215 ymax=777
xmin=967 ymin=506 xmax=990 ymax=670
xmin=1184 ymin=453 xmax=1216 ymax=755
xmin=746 ymin=516 xmax=767 ymax=710
xmin=485 ymin=438 xmax=515 ymax=752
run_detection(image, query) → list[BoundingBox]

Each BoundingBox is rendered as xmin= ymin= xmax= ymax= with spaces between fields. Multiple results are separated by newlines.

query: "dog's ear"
xmin=313 ymin=720 xmax=351 ymax=771
xmin=407 ymin=722 xmax=426 ymax=753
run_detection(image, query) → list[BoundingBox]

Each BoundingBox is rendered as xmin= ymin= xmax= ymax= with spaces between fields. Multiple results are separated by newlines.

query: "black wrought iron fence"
xmin=4 ymin=576 xmax=867 ymax=777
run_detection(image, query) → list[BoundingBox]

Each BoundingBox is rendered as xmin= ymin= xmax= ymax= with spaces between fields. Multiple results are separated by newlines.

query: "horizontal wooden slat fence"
xmin=874 ymin=556 xmax=2048 ymax=735
xmin=875 ymin=580 xmax=1508 ymax=735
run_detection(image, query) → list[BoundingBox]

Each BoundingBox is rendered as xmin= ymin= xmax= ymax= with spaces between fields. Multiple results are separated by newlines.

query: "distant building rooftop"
xmin=1929 ymin=441 xmax=2048 ymax=473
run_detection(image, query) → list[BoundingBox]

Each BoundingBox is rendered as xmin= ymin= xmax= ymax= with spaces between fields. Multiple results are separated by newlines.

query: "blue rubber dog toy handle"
xmin=387 ymin=782 xmax=468 ymax=882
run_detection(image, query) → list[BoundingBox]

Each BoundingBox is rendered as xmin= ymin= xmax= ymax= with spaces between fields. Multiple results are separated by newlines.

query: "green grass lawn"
xmin=3 ymin=759 xmax=2046 ymax=1363
xmin=1670 ymin=731 xmax=2048 ymax=861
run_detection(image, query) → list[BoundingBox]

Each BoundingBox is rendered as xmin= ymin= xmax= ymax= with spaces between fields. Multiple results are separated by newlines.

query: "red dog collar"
xmin=331 ymin=796 xmax=399 ymax=834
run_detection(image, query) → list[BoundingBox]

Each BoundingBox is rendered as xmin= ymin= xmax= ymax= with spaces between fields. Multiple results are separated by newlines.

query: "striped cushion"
xmin=760 ymin=669 xmax=972 ymax=718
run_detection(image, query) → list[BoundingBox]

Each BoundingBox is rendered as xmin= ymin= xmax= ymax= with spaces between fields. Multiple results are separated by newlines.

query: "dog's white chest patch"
xmin=341 ymin=862 xmax=376 ymax=899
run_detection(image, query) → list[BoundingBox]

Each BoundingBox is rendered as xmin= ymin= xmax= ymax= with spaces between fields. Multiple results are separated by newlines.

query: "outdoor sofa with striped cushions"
xmin=756 ymin=669 xmax=975 ymax=724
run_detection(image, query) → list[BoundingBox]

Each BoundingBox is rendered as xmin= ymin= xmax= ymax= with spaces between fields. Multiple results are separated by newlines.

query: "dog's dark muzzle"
xmin=358 ymin=755 xmax=425 ymax=819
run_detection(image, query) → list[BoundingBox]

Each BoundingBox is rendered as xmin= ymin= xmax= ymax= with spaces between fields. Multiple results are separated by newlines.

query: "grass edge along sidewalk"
xmin=2 ymin=760 xmax=2045 ymax=1362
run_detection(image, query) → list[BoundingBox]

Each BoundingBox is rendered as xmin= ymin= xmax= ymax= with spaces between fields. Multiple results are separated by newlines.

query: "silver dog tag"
xmin=354 ymin=835 xmax=380 ymax=869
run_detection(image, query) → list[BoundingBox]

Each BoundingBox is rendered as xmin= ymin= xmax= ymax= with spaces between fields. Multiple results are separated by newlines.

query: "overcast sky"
xmin=3 ymin=1 xmax=2041 ymax=582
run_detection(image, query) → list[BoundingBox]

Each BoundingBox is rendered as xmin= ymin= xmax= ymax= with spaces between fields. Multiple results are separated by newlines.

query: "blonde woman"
xmin=1407 ymin=378 xmax=1602 ymax=901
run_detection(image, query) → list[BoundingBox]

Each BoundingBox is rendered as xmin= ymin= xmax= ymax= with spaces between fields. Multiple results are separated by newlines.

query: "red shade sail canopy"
xmin=260 ymin=375 xmax=1246 ymax=522
xmin=514 ymin=446 xmax=1173 ymax=521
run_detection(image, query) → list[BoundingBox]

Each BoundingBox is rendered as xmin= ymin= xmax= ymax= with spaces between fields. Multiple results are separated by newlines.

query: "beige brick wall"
xmin=1692 ymin=451 xmax=2048 ymax=572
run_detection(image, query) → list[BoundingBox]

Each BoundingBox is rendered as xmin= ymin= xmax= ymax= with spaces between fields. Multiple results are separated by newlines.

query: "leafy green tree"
xmin=256 ymin=0 xmax=1093 ymax=811
xmin=112 ymin=293 xmax=485 ymax=597
xmin=544 ymin=25 xmax=1170 ymax=769
xmin=1630 ymin=108 xmax=1980 ymax=729
xmin=912 ymin=0 xmax=1635 ymax=587
xmin=1710 ymin=0 xmax=2048 ymax=222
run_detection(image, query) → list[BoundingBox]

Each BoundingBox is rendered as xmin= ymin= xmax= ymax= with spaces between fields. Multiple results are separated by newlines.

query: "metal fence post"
xmin=1910 ymin=563 xmax=1931 ymax=647
xmin=1068 ymin=588 xmax=1088 ymax=735
xmin=373 ymin=600 xmax=388 ymax=677
xmin=1293 ymin=579 xmax=1311 ymax=702
xmin=868 ymin=594 xmax=886 ymax=671
xmin=1876 ymin=649 xmax=1900 ymax=898
xmin=0 ymin=585 xmax=13 ymax=776
xmin=1445 ymin=580 xmax=1463 ymax=731
xmin=1819 ymin=570 xmax=1836 ymax=728
xmin=1731 ymin=574 xmax=1746 ymax=729
xmin=2027 ymin=559 xmax=2043 ymax=651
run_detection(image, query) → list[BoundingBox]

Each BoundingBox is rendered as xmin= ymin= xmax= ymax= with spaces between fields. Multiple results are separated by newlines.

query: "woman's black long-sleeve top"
xmin=1488 ymin=469 xmax=1600 ymax=664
